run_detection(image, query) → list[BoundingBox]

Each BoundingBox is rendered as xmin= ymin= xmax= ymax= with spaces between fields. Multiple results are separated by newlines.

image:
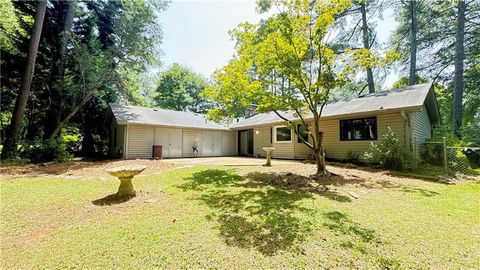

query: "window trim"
xmin=297 ymin=124 xmax=309 ymax=143
xmin=273 ymin=125 xmax=293 ymax=143
xmin=339 ymin=116 xmax=378 ymax=141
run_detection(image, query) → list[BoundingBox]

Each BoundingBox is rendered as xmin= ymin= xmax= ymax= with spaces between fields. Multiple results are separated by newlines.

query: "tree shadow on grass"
xmin=177 ymin=169 xmax=243 ymax=191
xmin=241 ymin=172 xmax=354 ymax=202
xmin=92 ymin=193 xmax=134 ymax=206
xmin=323 ymin=211 xmax=380 ymax=252
xmin=360 ymin=180 xmax=440 ymax=197
xmin=179 ymin=169 xmax=356 ymax=255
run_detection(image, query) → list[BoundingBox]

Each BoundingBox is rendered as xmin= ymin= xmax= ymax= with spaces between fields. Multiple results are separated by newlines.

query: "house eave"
xmin=229 ymin=106 xmax=423 ymax=130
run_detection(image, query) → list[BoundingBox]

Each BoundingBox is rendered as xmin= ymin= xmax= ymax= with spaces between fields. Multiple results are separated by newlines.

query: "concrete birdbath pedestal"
xmin=262 ymin=147 xmax=275 ymax=167
xmin=107 ymin=165 xmax=146 ymax=197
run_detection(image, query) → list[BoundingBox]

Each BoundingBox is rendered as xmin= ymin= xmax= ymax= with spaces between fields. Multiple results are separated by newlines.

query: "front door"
xmin=238 ymin=129 xmax=254 ymax=156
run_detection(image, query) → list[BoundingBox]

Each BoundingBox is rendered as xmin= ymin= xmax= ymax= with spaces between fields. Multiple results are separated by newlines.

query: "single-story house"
xmin=107 ymin=83 xmax=440 ymax=160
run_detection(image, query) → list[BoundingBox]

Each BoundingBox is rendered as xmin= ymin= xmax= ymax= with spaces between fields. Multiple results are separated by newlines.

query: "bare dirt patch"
xmin=233 ymin=161 xmax=445 ymax=200
xmin=5 ymin=189 xmax=167 ymax=248
xmin=0 ymin=159 xmax=176 ymax=180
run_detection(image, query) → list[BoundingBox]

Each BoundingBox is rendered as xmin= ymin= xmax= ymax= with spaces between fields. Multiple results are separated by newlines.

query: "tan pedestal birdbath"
xmin=107 ymin=165 xmax=146 ymax=197
xmin=262 ymin=147 xmax=275 ymax=166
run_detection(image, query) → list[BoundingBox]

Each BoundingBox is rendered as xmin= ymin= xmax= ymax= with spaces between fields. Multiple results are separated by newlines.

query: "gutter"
xmin=230 ymin=106 xmax=423 ymax=130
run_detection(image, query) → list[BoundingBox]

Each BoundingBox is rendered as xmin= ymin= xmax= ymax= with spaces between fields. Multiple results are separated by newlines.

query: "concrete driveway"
xmin=162 ymin=156 xmax=305 ymax=166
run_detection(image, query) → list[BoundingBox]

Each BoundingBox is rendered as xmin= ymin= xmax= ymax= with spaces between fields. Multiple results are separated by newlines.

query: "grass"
xmin=1 ymin=166 xmax=479 ymax=269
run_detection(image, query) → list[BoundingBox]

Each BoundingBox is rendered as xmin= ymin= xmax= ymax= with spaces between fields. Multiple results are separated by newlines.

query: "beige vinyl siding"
xmin=322 ymin=112 xmax=406 ymax=160
xmin=253 ymin=127 xmax=271 ymax=157
xmin=294 ymin=137 xmax=311 ymax=159
xmin=294 ymin=123 xmax=313 ymax=159
xmin=182 ymin=129 xmax=202 ymax=157
xmin=221 ymin=131 xmax=236 ymax=156
xmin=233 ymin=132 xmax=238 ymax=155
xmin=410 ymin=105 xmax=431 ymax=149
xmin=251 ymin=124 xmax=312 ymax=159
xmin=126 ymin=125 xmax=154 ymax=159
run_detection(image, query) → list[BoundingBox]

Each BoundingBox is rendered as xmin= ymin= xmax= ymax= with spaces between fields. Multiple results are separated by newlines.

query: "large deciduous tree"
xmin=44 ymin=0 xmax=166 ymax=139
xmin=1 ymin=0 xmax=168 ymax=160
xmin=204 ymin=0 xmax=396 ymax=176
xmin=155 ymin=64 xmax=212 ymax=113
xmin=2 ymin=0 xmax=47 ymax=158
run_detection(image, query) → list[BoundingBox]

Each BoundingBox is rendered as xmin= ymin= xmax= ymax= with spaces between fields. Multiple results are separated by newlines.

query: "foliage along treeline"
xmin=1 ymin=0 xmax=167 ymax=159
xmin=1 ymin=0 xmax=478 ymax=164
xmin=204 ymin=0 xmax=479 ymax=174
xmin=391 ymin=0 xmax=479 ymax=144
xmin=204 ymin=0 xmax=399 ymax=175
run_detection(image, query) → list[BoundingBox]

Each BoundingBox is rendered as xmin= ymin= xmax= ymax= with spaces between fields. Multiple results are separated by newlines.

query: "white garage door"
xmin=154 ymin=128 xmax=183 ymax=158
xmin=201 ymin=131 xmax=213 ymax=157
xmin=202 ymin=131 xmax=223 ymax=156
xmin=127 ymin=126 xmax=154 ymax=159
xmin=183 ymin=129 xmax=202 ymax=157
xmin=222 ymin=132 xmax=235 ymax=156
xmin=212 ymin=132 xmax=223 ymax=156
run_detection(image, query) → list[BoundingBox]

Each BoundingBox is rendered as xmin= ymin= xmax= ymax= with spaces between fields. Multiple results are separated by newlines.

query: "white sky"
xmin=158 ymin=0 xmax=400 ymax=88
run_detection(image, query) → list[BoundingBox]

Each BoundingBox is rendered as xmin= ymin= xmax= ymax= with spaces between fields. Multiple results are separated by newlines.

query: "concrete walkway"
xmin=162 ymin=156 xmax=305 ymax=166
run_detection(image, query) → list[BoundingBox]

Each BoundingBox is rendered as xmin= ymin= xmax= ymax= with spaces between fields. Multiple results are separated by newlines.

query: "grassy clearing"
xmin=1 ymin=165 xmax=479 ymax=269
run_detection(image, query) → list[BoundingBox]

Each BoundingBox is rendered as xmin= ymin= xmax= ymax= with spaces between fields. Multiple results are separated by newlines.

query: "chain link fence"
xmin=415 ymin=139 xmax=480 ymax=178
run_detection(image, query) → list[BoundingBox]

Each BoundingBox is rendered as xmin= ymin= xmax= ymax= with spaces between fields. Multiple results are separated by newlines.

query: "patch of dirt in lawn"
xmin=0 ymin=159 xmax=176 ymax=180
xmin=5 ymin=190 xmax=167 ymax=248
xmin=234 ymin=162 xmax=443 ymax=199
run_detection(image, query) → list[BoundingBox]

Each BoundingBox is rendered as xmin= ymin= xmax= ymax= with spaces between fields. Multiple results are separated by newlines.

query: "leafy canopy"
xmin=204 ymin=0 xmax=398 ymax=122
xmin=155 ymin=63 xmax=212 ymax=113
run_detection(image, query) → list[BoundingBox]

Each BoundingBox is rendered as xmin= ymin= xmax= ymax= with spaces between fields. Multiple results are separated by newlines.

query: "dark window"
xmin=275 ymin=127 xmax=292 ymax=142
xmin=297 ymin=124 xmax=308 ymax=143
xmin=340 ymin=117 xmax=377 ymax=140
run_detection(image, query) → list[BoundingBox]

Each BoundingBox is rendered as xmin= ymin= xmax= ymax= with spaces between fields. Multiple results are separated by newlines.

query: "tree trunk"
xmin=360 ymin=2 xmax=375 ymax=93
xmin=46 ymin=89 xmax=96 ymax=139
xmin=453 ymin=0 xmax=465 ymax=138
xmin=2 ymin=0 xmax=47 ymax=157
xmin=81 ymin=112 xmax=96 ymax=157
xmin=44 ymin=0 xmax=75 ymax=138
xmin=314 ymin=131 xmax=327 ymax=175
xmin=408 ymin=0 xmax=417 ymax=86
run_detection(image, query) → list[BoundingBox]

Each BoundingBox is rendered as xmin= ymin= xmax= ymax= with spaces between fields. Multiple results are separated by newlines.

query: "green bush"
xmin=419 ymin=142 xmax=443 ymax=166
xmin=24 ymin=139 xmax=73 ymax=163
xmin=364 ymin=127 xmax=415 ymax=171
xmin=345 ymin=150 xmax=361 ymax=163
xmin=63 ymin=134 xmax=81 ymax=153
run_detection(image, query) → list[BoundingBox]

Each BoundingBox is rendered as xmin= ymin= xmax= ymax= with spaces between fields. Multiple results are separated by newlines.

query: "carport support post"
xmin=443 ymin=137 xmax=448 ymax=175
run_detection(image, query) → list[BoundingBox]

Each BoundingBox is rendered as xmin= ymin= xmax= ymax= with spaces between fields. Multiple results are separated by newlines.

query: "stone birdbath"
xmin=107 ymin=165 xmax=146 ymax=197
xmin=262 ymin=147 xmax=275 ymax=167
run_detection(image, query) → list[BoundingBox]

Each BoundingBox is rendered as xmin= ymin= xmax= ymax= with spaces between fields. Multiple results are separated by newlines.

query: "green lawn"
xmin=1 ymin=166 xmax=479 ymax=269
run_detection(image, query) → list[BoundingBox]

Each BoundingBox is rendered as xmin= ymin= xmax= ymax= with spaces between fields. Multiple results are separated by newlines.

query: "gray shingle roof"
xmin=230 ymin=83 xmax=434 ymax=129
xmin=110 ymin=103 xmax=230 ymax=131
xmin=110 ymin=83 xmax=438 ymax=131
